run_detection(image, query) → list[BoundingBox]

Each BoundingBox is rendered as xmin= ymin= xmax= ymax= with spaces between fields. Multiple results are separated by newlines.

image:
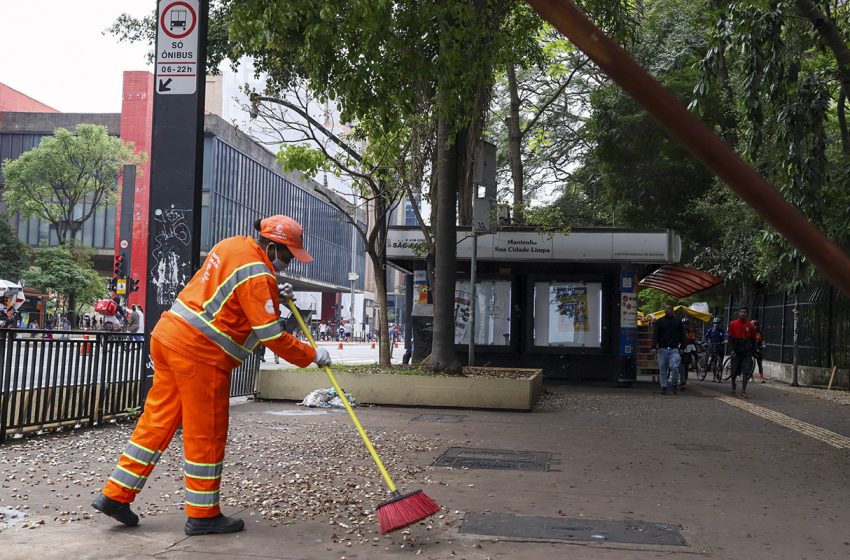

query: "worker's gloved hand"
xmin=278 ymin=283 xmax=295 ymax=302
xmin=313 ymin=347 xmax=332 ymax=367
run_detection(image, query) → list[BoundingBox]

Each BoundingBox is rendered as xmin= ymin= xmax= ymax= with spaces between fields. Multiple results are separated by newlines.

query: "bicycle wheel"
xmin=697 ymin=354 xmax=708 ymax=381
xmin=722 ymin=357 xmax=733 ymax=381
xmin=709 ymin=355 xmax=721 ymax=382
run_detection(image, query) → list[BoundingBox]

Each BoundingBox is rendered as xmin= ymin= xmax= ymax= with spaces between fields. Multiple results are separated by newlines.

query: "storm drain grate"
xmin=411 ymin=414 xmax=466 ymax=423
xmin=461 ymin=512 xmax=687 ymax=546
xmin=433 ymin=447 xmax=551 ymax=471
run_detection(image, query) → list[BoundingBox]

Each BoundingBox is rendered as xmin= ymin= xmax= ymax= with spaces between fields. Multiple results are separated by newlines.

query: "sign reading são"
xmin=155 ymin=0 xmax=200 ymax=95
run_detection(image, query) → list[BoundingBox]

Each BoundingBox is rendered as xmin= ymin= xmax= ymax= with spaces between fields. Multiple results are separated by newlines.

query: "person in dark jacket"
xmin=651 ymin=304 xmax=686 ymax=395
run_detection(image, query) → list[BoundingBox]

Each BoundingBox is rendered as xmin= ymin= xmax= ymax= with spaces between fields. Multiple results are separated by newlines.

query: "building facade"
xmin=0 ymin=73 xmax=367 ymax=315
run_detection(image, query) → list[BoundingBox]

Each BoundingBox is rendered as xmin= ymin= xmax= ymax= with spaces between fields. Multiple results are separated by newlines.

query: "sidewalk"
xmin=2 ymin=378 xmax=850 ymax=559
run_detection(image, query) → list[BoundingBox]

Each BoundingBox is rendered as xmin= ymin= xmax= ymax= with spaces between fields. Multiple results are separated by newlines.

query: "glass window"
xmin=533 ymin=282 xmax=603 ymax=348
xmin=454 ymin=280 xmax=512 ymax=345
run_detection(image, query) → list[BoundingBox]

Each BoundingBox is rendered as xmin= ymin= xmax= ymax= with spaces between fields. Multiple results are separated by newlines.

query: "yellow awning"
xmin=639 ymin=305 xmax=713 ymax=326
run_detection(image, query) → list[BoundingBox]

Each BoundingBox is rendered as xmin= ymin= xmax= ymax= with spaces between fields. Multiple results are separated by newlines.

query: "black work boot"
xmin=185 ymin=513 xmax=245 ymax=536
xmin=91 ymin=493 xmax=139 ymax=527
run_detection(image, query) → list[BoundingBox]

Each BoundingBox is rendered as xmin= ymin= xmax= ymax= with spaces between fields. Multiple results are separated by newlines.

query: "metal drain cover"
xmin=411 ymin=414 xmax=466 ymax=423
xmin=461 ymin=512 xmax=687 ymax=546
xmin=433 ymin=447 xmax=551 ymax=471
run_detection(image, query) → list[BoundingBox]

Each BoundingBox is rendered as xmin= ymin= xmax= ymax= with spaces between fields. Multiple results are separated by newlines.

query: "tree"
xmin=227 ymin=0 xmax=544 ymax=372
xmin=21 ymin=246 xmax=105 ymax=318
xmin=2 ymin=124 xmax=145 ymax=245
xmin=0 ymin=212 xmax=29 ymax=282
xmin=248 ymin=91 xmax=415 ymax=367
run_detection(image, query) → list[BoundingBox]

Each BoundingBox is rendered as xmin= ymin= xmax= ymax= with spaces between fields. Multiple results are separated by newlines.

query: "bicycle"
xmin=698 ymin=342 xmax=724 ymax=382
xmin=721 ymin=352 xmax=756 ymax=382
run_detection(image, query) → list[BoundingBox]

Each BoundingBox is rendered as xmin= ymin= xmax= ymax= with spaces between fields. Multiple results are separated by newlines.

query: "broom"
xmin=285 ymin=299 xmax=440 ymax=534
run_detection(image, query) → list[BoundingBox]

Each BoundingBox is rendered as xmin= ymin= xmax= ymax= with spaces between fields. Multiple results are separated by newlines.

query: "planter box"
xmin=256 ymin=367 xmax=543 ymax=411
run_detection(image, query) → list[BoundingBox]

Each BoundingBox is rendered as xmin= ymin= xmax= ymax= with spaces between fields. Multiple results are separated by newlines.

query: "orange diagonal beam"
xmin=527 ymin=0 xmax=850 ymax=296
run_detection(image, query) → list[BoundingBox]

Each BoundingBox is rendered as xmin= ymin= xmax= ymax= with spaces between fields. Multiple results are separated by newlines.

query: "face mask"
xmin=267 ymin=243 xmax=290 ymax=271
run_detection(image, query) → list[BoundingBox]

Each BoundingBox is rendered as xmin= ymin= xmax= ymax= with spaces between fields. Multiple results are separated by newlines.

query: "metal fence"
xmin=1 ymin=328 xmax=261 ymax=443
xmin=725 ymin=287 xmax=850 ymax=373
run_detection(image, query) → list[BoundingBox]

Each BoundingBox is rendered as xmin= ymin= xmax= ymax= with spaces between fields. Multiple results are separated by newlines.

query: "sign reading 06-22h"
xmin=155 ymin=0 xmax=200 ymax=95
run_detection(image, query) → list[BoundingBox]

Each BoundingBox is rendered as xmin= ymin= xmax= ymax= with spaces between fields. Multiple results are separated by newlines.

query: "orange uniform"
xmin=102 ymin=235 xmax=316 ymax=518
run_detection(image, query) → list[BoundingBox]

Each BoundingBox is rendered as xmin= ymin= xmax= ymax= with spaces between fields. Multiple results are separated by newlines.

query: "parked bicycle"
xmin=721 ymin=352 xmax=757 ymax=382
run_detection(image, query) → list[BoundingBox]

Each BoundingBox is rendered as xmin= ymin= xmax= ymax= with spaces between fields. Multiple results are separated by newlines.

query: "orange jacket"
xmin=152 ymin=236 xmax=316 ymax=370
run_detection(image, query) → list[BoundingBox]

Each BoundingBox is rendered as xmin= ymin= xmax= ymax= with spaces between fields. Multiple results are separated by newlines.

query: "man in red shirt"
xmin=727 ymin=306 xmax=757 ymax=398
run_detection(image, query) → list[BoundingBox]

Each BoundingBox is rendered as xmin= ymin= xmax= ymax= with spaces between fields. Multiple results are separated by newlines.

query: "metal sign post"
xmin=142 ymin=0 xmax=208 ymax=397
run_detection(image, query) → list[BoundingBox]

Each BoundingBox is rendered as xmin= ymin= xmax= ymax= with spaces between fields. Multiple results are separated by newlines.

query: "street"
xmin=1 ymin=377 xmax=849 ymax=559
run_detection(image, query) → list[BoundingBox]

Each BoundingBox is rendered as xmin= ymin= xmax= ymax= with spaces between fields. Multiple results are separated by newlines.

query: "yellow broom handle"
xmin=285 ymin=300 xmax=397 ymax=493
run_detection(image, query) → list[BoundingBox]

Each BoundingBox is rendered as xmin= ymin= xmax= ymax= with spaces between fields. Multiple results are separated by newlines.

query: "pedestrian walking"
xmin=651 ymin=304 xmax=686 ymax=395
xmin=92 ymin=215 xmax=332 ymax=535
xmin=751 ymin=318 xmax=766 ymax=383
xmin=126 ymin=306 xmax=140 ymax=341
xmin=319 ymin=321 xmax=327 ymax=341
xmin=728 ymin=306 xmax=757 ymax=398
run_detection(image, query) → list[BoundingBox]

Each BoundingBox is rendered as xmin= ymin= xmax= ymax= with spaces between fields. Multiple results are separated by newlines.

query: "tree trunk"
xmin=429 ymin=113 xmax=461 ymax=373
xmin=456 ymin=124 xmax=473 ymax=227
xmin=373 ymin=257 xmax=391 ymax=367
xmin=507 ymin=64 xmax=524 ymax=223
xmin=373 ymin=187 xmax=392 ymax=367
xmin=796 ymin=0 xmax=850 ymax=101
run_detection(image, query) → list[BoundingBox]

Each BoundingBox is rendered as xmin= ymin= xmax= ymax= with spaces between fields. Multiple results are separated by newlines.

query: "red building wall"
xmin=117 ymin=72 xmax=154 ymax=308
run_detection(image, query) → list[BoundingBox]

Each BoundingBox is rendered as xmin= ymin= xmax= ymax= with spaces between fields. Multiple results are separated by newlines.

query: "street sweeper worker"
xmin=92 ymin=215 xmax=333 ymax=535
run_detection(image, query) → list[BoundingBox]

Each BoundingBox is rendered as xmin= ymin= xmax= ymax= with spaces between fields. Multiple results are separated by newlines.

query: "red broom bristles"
xmin=376 ymin=490 xmax=441 ymax=534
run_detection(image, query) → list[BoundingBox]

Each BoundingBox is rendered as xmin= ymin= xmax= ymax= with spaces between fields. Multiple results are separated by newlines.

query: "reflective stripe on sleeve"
xmin=252 ymin=319 xmax=284 ymax=342
xmin=185 ymin=488 xmax=220 ymax=508
xmin=184 ymin=459 xmax=223 ymax=480
xmin=170 ymin=300 xmax=252 ymax=361
xmin=109 ymin=465 xmax=148 ymax=491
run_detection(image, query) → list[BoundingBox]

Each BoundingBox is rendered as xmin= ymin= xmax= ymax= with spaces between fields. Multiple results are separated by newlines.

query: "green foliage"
xmin=2 ymin=124 xmax=145 ymax=244
xmin=691 ymin=0 xmax=850 ymax=292
xmin=0 ymin=212 xmax=29 ymax=281
xmin=21 ymin=246 xmax=105 ymax=314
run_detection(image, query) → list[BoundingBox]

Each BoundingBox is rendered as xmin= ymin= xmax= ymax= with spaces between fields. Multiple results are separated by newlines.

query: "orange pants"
xmin=102 ymin=337 xmax=231 ymax=518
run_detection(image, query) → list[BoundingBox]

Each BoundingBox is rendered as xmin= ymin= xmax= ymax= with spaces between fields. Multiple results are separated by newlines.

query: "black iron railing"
xmin=0 ymin=328 xmax=144 ymax=443
xmin=1 ymin=327 xmax=262 ymax=443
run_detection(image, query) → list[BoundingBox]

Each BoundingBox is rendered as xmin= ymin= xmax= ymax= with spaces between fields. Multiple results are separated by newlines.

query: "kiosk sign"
xmin=155 ymin=0 xmax=199 ymax=95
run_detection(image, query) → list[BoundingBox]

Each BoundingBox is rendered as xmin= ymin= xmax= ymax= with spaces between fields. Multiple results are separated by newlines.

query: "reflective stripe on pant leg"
xmin=170 ymin=350 xmax=231 ymax=518
xmin=102 ymin=338 xmax=183 ymax=504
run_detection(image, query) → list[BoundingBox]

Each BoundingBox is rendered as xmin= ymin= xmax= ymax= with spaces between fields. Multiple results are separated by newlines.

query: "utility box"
xmin=410 ymin=303 xmax=433 ymax=363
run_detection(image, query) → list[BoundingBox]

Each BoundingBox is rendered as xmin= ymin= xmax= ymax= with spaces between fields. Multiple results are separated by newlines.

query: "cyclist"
xmin=704 ymin=317 xmax=726 ymax=382
xmin=680 ymin=317 xmax=699 ymax=391
xmin=728 ymin=306 xmax=757 ymax=398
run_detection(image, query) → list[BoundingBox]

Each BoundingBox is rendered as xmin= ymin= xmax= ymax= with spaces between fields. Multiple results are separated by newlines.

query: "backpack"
xmin=94 ymin=299 xmax=118 ymax=317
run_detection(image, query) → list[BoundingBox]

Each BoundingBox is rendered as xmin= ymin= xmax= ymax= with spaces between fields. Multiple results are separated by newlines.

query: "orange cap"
xmin=259 ymin=215 xmax=313 ymax=263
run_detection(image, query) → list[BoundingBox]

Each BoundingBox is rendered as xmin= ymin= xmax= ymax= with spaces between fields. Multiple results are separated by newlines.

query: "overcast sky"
xmin=0 ymin=0 xmax=154 ymax=113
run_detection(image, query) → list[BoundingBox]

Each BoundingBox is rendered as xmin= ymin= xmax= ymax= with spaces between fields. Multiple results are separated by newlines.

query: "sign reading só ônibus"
xmin=155 ymin=0 xmax=200 ymax=95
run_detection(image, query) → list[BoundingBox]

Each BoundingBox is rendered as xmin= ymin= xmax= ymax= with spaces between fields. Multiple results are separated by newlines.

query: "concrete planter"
xmin=256 ymin=366 xmax=543 ymax=411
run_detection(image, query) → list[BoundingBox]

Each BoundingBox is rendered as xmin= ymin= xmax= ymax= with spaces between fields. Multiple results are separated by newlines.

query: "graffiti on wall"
xmin=150 ymin=206 xmax=192 ymax=306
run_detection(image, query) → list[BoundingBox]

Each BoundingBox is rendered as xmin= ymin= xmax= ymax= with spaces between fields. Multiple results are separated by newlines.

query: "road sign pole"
xmin=142 ymin=0 xmax=208 ymax=399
